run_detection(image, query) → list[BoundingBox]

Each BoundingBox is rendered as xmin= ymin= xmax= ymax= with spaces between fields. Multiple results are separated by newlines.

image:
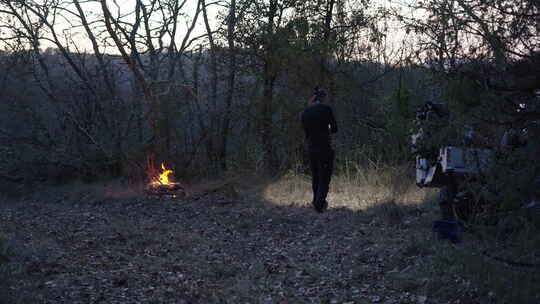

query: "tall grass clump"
xmin=262 ymin=155 xmax=433 ymax=212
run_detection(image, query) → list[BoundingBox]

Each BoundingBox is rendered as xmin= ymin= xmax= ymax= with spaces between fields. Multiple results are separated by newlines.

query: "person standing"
xmin=301 ymin=87 xmax=338 ymax=212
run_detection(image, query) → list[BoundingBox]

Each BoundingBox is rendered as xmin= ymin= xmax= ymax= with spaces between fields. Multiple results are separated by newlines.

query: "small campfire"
xmin=145 ymin=162 xmax=185 ymax=199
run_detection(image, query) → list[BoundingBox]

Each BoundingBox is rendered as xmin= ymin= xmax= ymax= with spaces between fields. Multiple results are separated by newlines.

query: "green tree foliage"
xmin=403 ymin=0 xmax=540 ymax=215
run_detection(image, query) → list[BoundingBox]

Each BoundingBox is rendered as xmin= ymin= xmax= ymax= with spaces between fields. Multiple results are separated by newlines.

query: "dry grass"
xmin=260 ymin=164 xmax=434 ymax=211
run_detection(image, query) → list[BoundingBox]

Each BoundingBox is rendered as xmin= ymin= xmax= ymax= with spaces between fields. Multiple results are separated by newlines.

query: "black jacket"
xmin=301 ymin=103 xmax=338 ymax=151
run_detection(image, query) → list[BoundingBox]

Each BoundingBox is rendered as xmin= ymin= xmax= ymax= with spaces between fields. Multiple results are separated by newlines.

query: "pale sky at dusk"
xmin=1 ymin=0 xmax=413 ymax=57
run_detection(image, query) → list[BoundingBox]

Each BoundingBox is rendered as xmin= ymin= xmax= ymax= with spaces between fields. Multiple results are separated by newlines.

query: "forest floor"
xmin=0 ymin=175 xmax=539 ymax=304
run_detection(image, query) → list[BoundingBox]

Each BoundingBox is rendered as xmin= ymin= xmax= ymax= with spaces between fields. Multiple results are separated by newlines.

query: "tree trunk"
xmin=259 ymin=0 xmax=278 ymax=173
xmin=320 ymin=0 xmax=336 ymax=102
xmin=261 ymin=70 xmax=276 ymax=173
xmin=201 ymin=0 xmax=219 ymax=172
xmin=219 ymin=0 xmax=237 ymax=171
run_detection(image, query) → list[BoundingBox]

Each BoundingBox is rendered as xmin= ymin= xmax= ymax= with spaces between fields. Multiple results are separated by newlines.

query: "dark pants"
xmin=309 ymin=149 xmax=334 ymax=210
xmin=439 ymin=181 xmax=457 ymax=221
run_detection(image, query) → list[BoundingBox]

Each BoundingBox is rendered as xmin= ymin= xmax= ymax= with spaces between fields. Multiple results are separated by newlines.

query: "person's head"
xmin=311 ymin=86 xmax=327 ymax=104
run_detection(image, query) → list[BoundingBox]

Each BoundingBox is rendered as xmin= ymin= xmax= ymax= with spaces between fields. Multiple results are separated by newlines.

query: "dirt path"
xmin=0 ymin=186 xmax=477 ymax=304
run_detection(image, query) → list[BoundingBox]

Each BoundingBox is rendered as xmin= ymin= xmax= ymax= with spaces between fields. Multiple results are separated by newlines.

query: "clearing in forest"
xmin=0 ymin=177 xmax=538 ymax=303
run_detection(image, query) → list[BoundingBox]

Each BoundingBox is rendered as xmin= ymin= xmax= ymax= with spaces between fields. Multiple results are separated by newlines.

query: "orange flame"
xmin=151 ymin=163 xmax=174 ymax=186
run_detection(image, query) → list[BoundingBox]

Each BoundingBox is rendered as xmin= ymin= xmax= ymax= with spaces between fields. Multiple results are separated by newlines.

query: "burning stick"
xmin=146 ymin=162 xmax=185 ymax=199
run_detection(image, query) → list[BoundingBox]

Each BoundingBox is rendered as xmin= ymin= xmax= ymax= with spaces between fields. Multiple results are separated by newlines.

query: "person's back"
xmin=301 ymin=103 xmax=337 ymax=151
xmin=300 ymin=87 xmax=337 ymax=213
